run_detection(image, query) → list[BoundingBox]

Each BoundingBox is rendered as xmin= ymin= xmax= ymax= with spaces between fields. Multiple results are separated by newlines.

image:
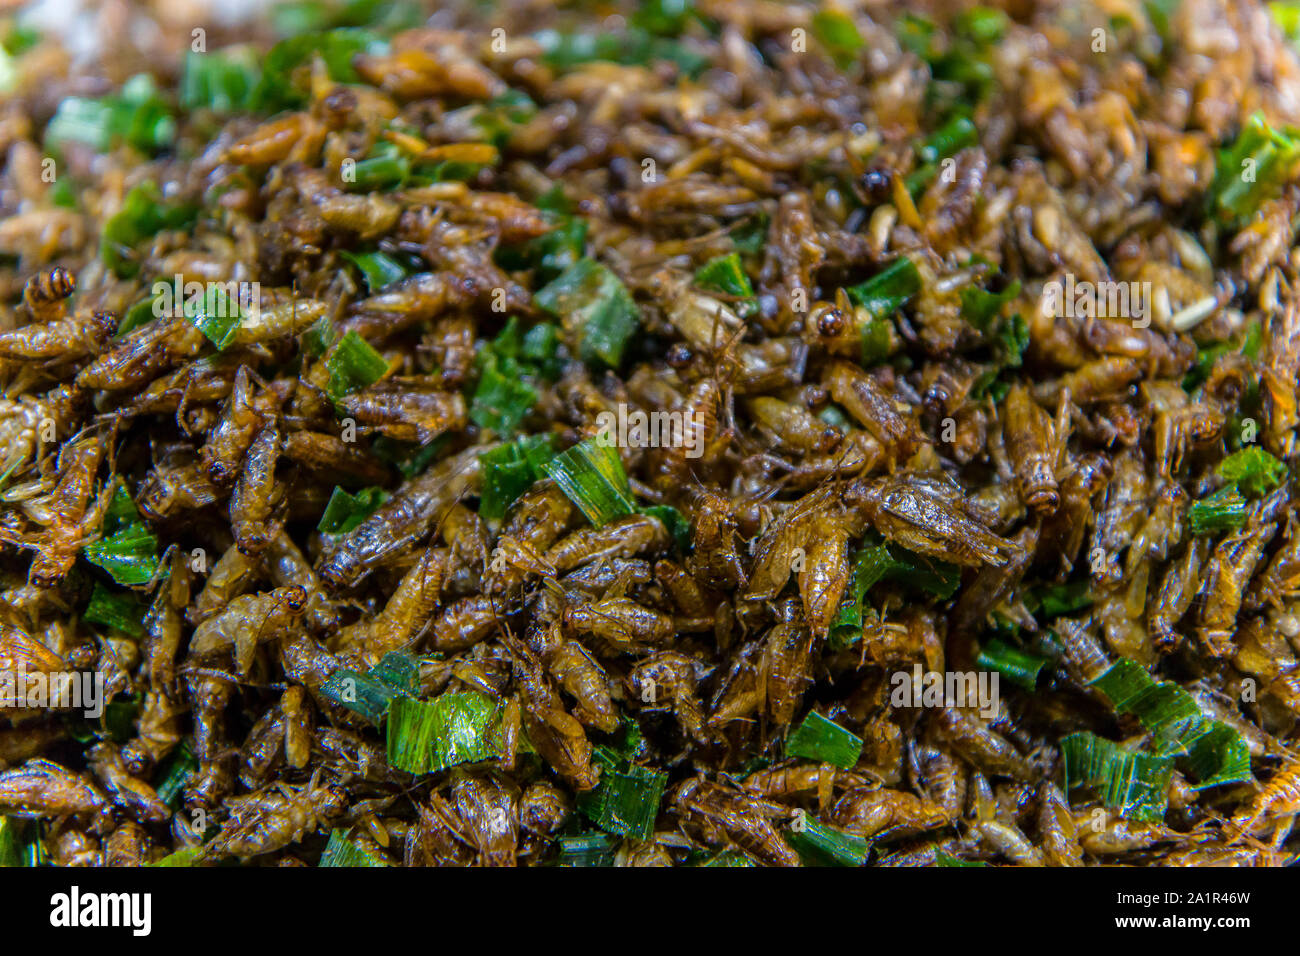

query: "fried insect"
xmin=0 ymin=310 xmax=117 ymax=363
xmin=1 ymin=435 xmax=110 ymax=587
xmin=0 ymin=759 xmax=108 ymax=818
xmin=188 ymin=586 xmax=308 ymax=675
xmin=318 ymin=446 xmax=486 ymax=589
xmin=844 ymin=475 xmax=1021 ymax=568
xmin=201 ymin=780 xmax=346 ymax=861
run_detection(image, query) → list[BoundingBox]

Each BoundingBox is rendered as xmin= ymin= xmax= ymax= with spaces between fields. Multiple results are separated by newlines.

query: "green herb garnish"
xmin=785 ymin=712 xmax=863 ymax=768
xmin=542 ymin=438 xmax=637 ymax=527
xmin=534 ymin=258 xmax=641 ymax=368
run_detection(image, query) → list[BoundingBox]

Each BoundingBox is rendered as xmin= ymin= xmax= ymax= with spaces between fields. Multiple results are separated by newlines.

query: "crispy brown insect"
xmin=201 ymin=781 xmax=346 ymax=861
xmin=0 ymin=309 xmax=117 ymax=363
xmin=188 ymin=586 xmax=308 ymax=675
xmin=0 ymin=435 xmax=110 ymax=587
xmin=20 ymin=267 xmax=76 ymax=323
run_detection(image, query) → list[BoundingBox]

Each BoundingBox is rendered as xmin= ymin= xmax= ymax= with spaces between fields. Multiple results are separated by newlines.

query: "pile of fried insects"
xmin=2 ymin=0 xmax=1300 ymax=867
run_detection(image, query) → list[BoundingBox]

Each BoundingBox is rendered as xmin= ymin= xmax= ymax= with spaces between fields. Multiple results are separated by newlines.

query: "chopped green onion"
xmin=317 ymin=485 xmax=388 ymax=535
xmin=321 ymin=669 xmax=401 ymax=725
xmin=504 ymin=214 xmax=588 ymax=283
xmin=972 ymin=311 xmax=1030 ymax=400
xmin=542 ymin=438 xmax=637 ymax=527
xmin=470 ymin=317 xmax=559 ymax=435
xmin=369 ymin=650 xmax=420 ymax=697
xmin=0 ymin=45 xmax=15 ymax=95
xmin=2 ymin=25 xmax=40 ymax=57
xmin=321 ymin=649 xmax=418 ymax=725
xmin=918 ymin=115 xmax=978 ymax=165
xmin=255 ymin=29 xmax=387 ymax=111
xmin=46 ymin=74 xmax=176 ymax=155
xmin=319 ymin=829 xmax=389 ymax=866
xmin=829 ymin=544 xmax=890 ymax=645
xmin=632 ymin=0 xmax=697 ymax=35
xmin=325 ymin=331 xmax=389 ymax=401
xmin=522 ymin=322 xmax=564 ymax=378
xmin=1061 ymin=731 xmax=1173 ymax=822
xmin=639 ymin=504 xmax=692 ymax=553
xmin=1188 ymin=486 xmax=1248 ymax=535
xmin=345 ymin=140 xmax=410 ymax=192
xmin=862 ymin=540 xmax=962 ymax=599
xmin=117 ymin=295 xmax=162 ymax=339
xmin=694 ymin=252 xmax=758 ymax=317
xmin=953 ymin=6 xmax=1009 ymax=44
xmin=1209 ymin=112 xmax=1300 ymax=226
xmin=372 ymin=435 xmax=448 ymax=478
xmin=961 ymin=279 xmax=1022 ymax=331
xmin=555 ymin=831 xmax=617 ymax=866
xmin=535 ymin=28 xmax=709 ymax=77
xmin=1216 ymin=447 xmax=1287 ymax=497
xmin=1026 ymin=579 xmax=1094 ymax=618
xmin=829 ymin=539 xmax=960 ymax=646
xmin=785 ymin=712 xmax=863 ymax=768
xmin=897 ymin=13 xmax=999 ymax=102
xmin=1184 ymin=320 xmax=1261 ymax=392
xmin=534 ymin=258 xmax=640 ymax=368
xmin=596 ymin=715 xmax=649 ymax=766
xmin=844 ymin=257 xmax=921 ymax=321
xmin=975 ymin=638 xmax=1048 ymax=691
xmin=49 ymin=177 xmax=77 ymax=209
xmin=859 ymin=315 xmax=893 ymax=366
xmin=478 ymin=434 xmax=556 ymax=521
xmin=270 ymin=0 xmax=423 ymax=36
xmin=83 ymin=582 xmax=147 ymax=638
xmin=83 ymin=482 xmax=160 ymax=586
xmin=302 ymin=315 xmax=338 ymax=358
xmin=577 ymin=763 xmax=667 ymax=840
xmin=340 ymin=249 xmax=410 ymax=293
xmin=812 ymin=9 xmax=865 ymax=66
xmin=149 ymin=846 xmax=203 ymax=867
xmin=935 ymin=850 xmax=986 ymax=867
xmin=578 ymin=720 xmax=664 ymax=839
xmin=785 ymin=817 xmax=870 ymax=866
xmin=467 ymin=88 xmax=539 ymax=146
xmin=1178 ymin=723 xmax=1253 ymax=789
xmin=153 ymin=740 xmax=198 ymax=809
xmin=182 ymin=284 xmax=245 ymax=351
xmin=1089 ymin=659 xmax=1252 ymax=788
xmin=1271 ymin=0 xmax=1300 ymax=41
xmin=180 ymin=47 xmax=261 ymax=113
xmin=386 ymin=691 xmax=503 ymax=774
xmin=699 ymin=848 xmax=758 ymax=866
xmin=0 ymin=817 xmax=38 ymax=867
xmin=99 ymin=182 xmax=197 ymax=279
xmin=103 ymin=695 xmax=141 ymax=743
xmin=470 ymin=353 xmax=538 ymax=435
xmin=728 ymin=214 xmax=769 ymax=258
